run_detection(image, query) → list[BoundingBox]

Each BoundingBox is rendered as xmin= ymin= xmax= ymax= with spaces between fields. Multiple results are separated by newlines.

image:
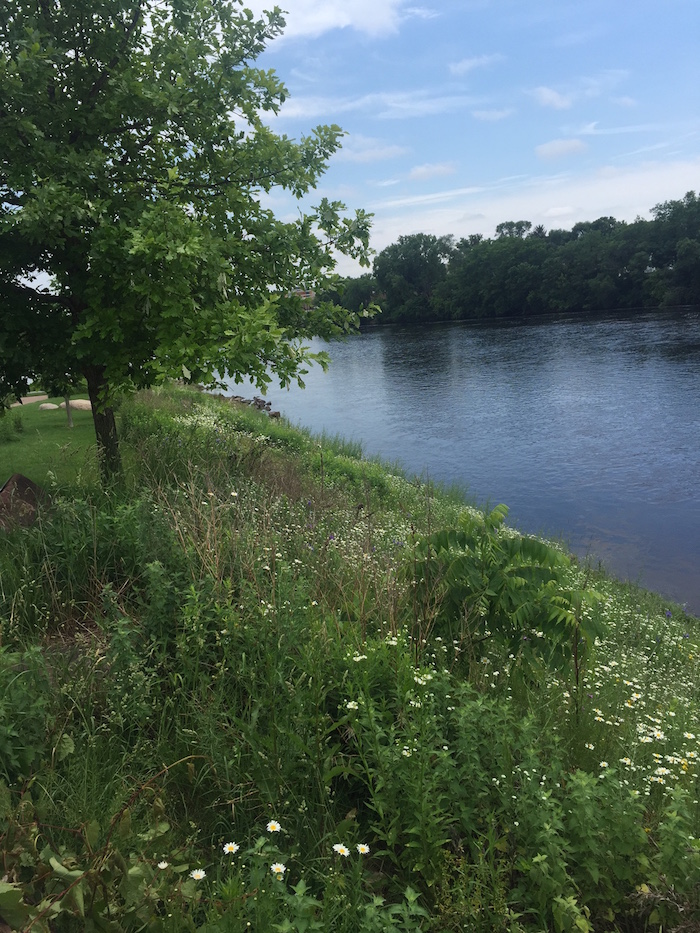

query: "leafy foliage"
xmin=1 ymin=387 xmax=699 ymax=932
xmin=367 ymin=193 xmax=700 ymax=323
xmin=410 ymin=504 xmax=604 ymax=671
xmin=0 ymin=0 xmax=373 ymax=476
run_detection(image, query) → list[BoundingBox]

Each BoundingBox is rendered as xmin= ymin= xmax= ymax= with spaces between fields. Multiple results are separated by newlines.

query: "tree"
xmin=339 ymin=273 xmax=378 ymax=317
xmin=495 ymin=220 xmax=532 ymax=239
xmin=0 ymin=0 xmax=372 ymax=478
xmin=373 ymin=234 xmax=453 ymax=322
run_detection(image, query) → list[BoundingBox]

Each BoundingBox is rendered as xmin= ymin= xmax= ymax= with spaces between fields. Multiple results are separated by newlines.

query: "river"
xmin=225 ymin=310 xmax=700 ymax=614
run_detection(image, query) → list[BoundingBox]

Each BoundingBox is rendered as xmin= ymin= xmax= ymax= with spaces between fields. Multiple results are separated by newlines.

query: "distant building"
xmin=291 ymin=288 xmax=315 ymax=308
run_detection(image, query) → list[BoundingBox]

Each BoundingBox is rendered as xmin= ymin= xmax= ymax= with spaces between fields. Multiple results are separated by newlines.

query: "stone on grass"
xmin=59 ymin=399 xmax=92 ymax=410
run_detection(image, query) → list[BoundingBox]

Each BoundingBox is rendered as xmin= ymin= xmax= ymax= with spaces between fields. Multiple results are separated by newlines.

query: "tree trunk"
xmin=64 ymin=394 xmax=74 ymax=428
xmin=84 ymin=364 xmax=122 ymax=482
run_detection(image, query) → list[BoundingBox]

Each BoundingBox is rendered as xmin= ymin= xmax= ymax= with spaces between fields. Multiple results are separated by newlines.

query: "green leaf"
xmin=0 ymin=881 xmax=33 ymax=929
xmin=85 ymin=818 xmax=100 ymax=851
xmin=55 ymin=733 xmax=75 ymax=761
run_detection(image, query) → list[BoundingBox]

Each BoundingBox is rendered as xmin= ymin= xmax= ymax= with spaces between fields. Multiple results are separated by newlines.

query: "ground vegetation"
xmin=1 ymin=386 xmax=699 ymax=931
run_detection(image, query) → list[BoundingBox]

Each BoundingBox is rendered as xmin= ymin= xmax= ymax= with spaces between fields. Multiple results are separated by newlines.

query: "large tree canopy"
xmin=0 ymin=0 xmax=372 ymax=476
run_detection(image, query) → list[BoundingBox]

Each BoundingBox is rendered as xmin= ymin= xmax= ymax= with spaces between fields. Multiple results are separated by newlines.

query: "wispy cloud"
xmin=532 ymin=86 xmax=573 ymax=110
xmin=472 ymin=108 xmax=513 ymax=122
xmin=576 ymin=121 xmax=665 ymax=136
xmin=613 ymin=96 xmax=638 ymax=108
xmin=408 ymin=161 xmax=457 ymax=180
xmin=449 ymin=53 xmax=504 ymax=76
xmin=404 ymin=7 xmax=440 ymax=20
xmin=275 ymin=89 xmax=478 ymax=121
xmin=551 ymin=26 xmax=606 ymax=48
xmin=531 ymin=70 xmax=629 ymax=110
xmin=373 ymin=90 xmax=478 ymax=119
xmin=375 ymin=185 xmax=486 ymax=209
xmin=542 ymin=205 xmax=576 ymax=218
xmin=336 ymin=134 xmax=410 ymax=163
xmin=243 ymin=0 xmax=410 ymax=39
xmin=536 ymin=138 xmax=587 ymax=159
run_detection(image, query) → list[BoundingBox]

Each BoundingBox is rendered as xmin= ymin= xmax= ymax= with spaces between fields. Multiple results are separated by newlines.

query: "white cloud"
xmin=242 ymin=0 xmax=408 ymax=39
xmin=472 ymin=108 xmax=513 ymax=121
xmin=543 ymin=205 xmax=576 ymax=218
xmin=376 ymin=184 xmax=486 ymax=209
xmin=551 ymin=27 xmax=605 ymax=48
xmin=404 ymin=7 xmax=440 ymax=20
xmin=576 ymin=121 xmax=665 ymax=136
xmin=408 ymin=161 xmax=457 ymax=180
xmin=580 ymin=70 xmax=628 ymax=99
xmin=536 ymin=138 xmax=587 ymax=160
xmin=336 ymin=135 xmax=409 ymax=163
xmin=531 ymin=71 xmax=628 ymax=111
xmin=274 ymin=89 xmax=477 ymax=121
xmin=532 ymin=86 xmax=573 ymax=109
xmin=449 ymin=53 xmax=503 ymax=76
xmin=356 ymin=157 xmax=700 ymax=275
xmin=374 ymin=90 xmax=477 ymax=119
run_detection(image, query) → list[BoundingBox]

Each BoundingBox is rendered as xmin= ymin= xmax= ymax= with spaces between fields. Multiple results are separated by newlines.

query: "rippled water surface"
xmin=227 ymin=311 xmax=700 ymax=613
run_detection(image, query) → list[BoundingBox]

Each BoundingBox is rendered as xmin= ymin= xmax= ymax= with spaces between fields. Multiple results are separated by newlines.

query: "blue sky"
xmin=245 ymin=0 xmax=700 ymax=274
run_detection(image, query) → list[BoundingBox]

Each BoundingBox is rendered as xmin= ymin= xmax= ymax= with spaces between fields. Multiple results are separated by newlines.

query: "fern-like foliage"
xmin=410 ymin=505 xmax=604 ymax=672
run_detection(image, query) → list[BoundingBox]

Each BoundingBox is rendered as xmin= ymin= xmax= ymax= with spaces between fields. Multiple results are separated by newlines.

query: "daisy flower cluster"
xmin=549 ymin=574 xmax=700 ymax=797
xmin=333 ymin=842 xmax=370 ymax=857
xmin=185 ymin=819 xmax=287 ymax=884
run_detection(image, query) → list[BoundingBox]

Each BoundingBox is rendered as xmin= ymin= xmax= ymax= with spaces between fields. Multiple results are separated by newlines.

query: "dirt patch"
xmin=10 ymin=394 xmax=48 ymax=407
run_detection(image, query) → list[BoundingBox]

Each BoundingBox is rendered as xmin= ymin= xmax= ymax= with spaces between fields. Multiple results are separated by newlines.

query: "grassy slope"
xmin=0 ymin=385 xmax=699 ymax=933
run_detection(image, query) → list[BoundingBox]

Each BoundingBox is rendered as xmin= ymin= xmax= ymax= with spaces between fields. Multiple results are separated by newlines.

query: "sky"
xmin=242 ymin=0 xmax=700 ymax=275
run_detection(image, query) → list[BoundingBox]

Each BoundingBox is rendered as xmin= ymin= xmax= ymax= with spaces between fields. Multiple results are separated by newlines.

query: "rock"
xmin=0 ymin=474 xmax=50 ymax=530
xmin=39 ymin=402 xmax=59 ymax=410
xmin=59 ymin=398 xmax=92 ymax=410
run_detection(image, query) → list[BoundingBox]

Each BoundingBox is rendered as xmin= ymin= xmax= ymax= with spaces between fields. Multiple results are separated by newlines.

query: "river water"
xmin=226 ymin=310 xmax=700 ymax=614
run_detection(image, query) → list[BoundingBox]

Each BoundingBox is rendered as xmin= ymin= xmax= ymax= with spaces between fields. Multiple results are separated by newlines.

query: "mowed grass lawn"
xmin=0 ymin=398 xmax=98 ymax=487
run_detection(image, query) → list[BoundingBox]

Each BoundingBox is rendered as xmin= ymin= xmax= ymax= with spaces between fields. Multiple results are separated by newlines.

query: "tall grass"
xmin=0 ymin=385 xmax=698 ymax=932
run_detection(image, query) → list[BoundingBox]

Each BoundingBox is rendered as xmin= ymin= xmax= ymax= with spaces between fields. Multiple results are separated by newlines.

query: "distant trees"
xmin=357 ymin=193 xmax=700 ymax=325
xmin=373 ymin=234 xmax=453 ymax=322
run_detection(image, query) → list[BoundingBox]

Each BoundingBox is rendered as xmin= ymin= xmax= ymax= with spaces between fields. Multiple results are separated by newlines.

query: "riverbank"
xmin=1 ymin=384 xmax=699 ymax=932
xmin=225 ymin=309 xmax=700 ymax=615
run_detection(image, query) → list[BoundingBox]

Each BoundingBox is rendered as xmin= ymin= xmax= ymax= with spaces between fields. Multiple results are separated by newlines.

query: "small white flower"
xmin=189 ymin=868 xmax=206 ymax=881
xmin=266 ymin=820 xmax=282 ymax=833
xmin=333 ymin=843 xmax=350 ymax=857
xmin=356 ymin=843 xmax=370 ymax=855
xmin=157 ymin=861 xmax=169 ymax=870
xmin=223 ymin=842 xmax=240 ymax=855
xmin=270 ymin=862 xmax=286 ymax=878
xmin=346 ymin=700 xmax=359 ymax=710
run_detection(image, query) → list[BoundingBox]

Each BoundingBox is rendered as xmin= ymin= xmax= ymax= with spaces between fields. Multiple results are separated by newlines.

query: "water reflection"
xmin=227 ymin=310 xmax=700 ymax=613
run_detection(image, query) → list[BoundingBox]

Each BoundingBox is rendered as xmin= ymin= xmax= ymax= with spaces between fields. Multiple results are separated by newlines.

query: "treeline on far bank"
xmin=323 ymin=190 xmax=700 ymax=324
